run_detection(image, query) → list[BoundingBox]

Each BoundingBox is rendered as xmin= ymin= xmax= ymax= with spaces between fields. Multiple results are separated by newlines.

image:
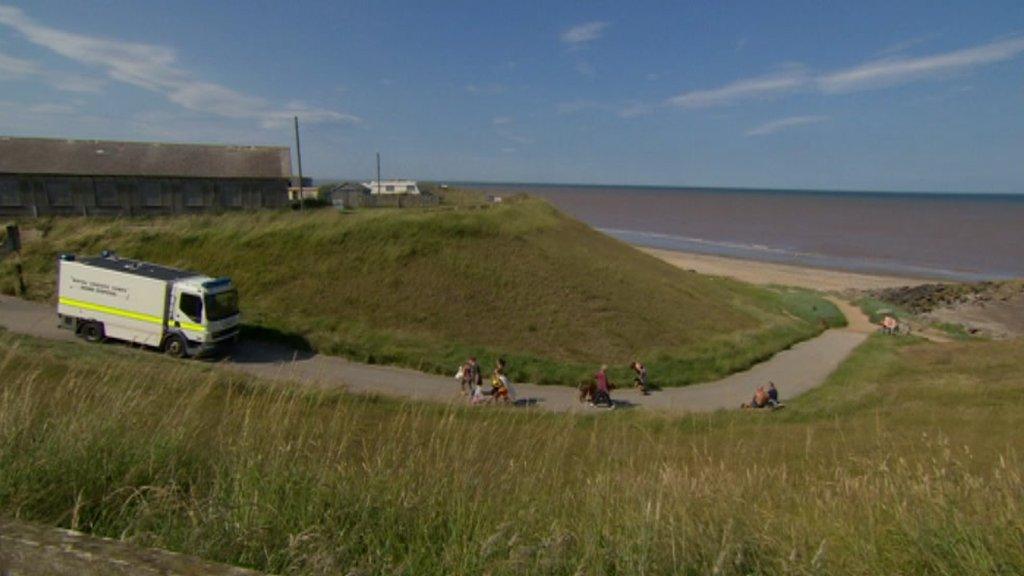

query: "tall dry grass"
xmin=1 ymin=332 xmax=1023 ymax=574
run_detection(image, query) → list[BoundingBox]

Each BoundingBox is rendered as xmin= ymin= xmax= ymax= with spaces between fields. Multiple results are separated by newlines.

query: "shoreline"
xmin=640 ymin=246 xmax=928 ymax=292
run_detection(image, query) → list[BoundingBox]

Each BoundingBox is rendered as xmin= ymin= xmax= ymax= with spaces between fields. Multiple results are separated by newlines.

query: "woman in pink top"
xmin=593 ymin=365 xmax=615 ymax=408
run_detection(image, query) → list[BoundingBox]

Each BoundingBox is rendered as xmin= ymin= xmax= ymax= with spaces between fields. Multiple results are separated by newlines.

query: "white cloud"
xmin=28 ymin=102 xmax=78 ymax=114
xmin=0 ymin=4 xmax=357 ymax=128
xmin=492 ymin=116 xmax=512 ymax=125
xmin=0 ymin=50 xmax=36 ymax=76
xmin=0 ymin=49 xmax=104 ymax=93
xmin=818 ymin=36 xmax=1024 ymax=93
xmin=875 ymin=34 xmax=937 ymax=57
xmin=745 ymin=115 xmax=827 ymax=137
xmin=666 ymin=37 xmax=1024 ymax=112
xmin=668 ymin=66 xmax=809 ymax=108
xmin=561 ymin=21 xmax=609 ymax=47
xmin=618 ymin=102 xmax=655 ymax=118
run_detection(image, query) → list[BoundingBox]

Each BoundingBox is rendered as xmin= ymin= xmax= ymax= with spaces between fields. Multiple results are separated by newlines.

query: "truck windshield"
xmin=205 ymin=289 xmax=239 ymax=321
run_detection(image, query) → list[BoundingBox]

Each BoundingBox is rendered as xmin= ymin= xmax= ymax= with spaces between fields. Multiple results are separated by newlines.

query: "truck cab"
xmin=167 ymin=277 xmax=241 ymax=357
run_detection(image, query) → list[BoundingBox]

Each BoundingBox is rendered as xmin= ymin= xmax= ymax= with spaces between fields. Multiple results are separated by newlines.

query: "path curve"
xmin=0 ymin=294 xmax=868 ymax=413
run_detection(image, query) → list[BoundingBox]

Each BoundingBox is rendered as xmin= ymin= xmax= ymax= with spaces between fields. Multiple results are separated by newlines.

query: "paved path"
xmin=0 ymin=295 xmax=868 ymax=414
xmin=0 ymin=517 xmax=267 ymax=576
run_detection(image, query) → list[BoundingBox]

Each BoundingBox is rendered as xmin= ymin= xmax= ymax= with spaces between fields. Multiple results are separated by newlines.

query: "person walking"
xmin=630 ymin=360 xmax=649 ymax=395
xmin=491 ymin=358 xmax=515 ymax=403
xmin=462 ymin=357 xmax=483 ymax=397
xmin=593 ymin=364 xmax=615 ymax=409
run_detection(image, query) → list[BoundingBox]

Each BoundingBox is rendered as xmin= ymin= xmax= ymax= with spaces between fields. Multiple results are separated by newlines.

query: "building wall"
xmin=329 ymin=188 xmax=439 ymax=209
xmin=0 ymin=175 xmax=289 ymax=217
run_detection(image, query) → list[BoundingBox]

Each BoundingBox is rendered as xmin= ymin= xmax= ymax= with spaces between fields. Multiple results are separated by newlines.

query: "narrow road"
xmin=0 ymin=295 xmax=869 ymax=413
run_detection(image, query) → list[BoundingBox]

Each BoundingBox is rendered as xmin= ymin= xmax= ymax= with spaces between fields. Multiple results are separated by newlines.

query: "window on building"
xmin=142 ymin=183 xmax=163 ymax=207
xmin=220 ymin=183 xmax=242 ymax=208
xmin=95 ymin=182 xmax=120 ymax=207
xmin=48 ymin=181 xmax=74 ymax=207
xmin=0 ymin=180 xmax=22 ymax=207
xmin=406 ymin=185 xmax=416 ymax=192
xmin=185 ymin=188 xmax=205 ymax=207
xmin=178 ymin=293 xmax=203 ymax=323
xmin=385 ymin=185 xmax=395 ymax=192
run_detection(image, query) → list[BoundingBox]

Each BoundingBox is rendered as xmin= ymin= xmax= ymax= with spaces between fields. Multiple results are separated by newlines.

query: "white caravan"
xmin=57 ymin=253 xmax=240 ymax=357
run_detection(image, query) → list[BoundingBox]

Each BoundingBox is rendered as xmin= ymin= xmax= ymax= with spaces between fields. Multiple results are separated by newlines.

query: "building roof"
xmin=0 ymin=136 xmax=292 ymax=179
xmin=326 ymin=182 xmax=371 ymax=193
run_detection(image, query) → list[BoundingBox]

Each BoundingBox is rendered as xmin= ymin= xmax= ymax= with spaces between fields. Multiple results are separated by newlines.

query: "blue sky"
xmin=1 ymin=1 xmax=1022 ymax=192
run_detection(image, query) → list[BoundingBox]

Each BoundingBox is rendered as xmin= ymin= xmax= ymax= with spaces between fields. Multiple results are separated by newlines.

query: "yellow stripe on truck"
xmin=58 ymin=296 xmax=205 ymax=332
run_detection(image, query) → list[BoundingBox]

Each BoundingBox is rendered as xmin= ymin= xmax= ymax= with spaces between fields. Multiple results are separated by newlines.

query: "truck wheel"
xmin=164 ymin=334 xmax=188 ymax=358
xmin=80 ymin=322 xmax=105 ymax=343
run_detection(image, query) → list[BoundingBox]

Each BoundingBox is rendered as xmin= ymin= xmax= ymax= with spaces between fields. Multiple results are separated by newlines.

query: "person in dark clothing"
xmin=630 ymin=361 xmax=649 ymax=395
xmin=592 ymin=365 xmax=615 ymax=408
xmin=767 ymin=382 xmax=780 ymax=407
xmin=462 ymin=357 xmax=483 ymax=396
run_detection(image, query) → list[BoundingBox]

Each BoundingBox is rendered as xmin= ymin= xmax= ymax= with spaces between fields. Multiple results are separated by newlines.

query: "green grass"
xmin=0 ymin=200 xmax=841 ymax=385
xmin=1 ymin=330 xmax=1023 ymax=574
xmin=855 ymin=296 xmax=911 ymax=324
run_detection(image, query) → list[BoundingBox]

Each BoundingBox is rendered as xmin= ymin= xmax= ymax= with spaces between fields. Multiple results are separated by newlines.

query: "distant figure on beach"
xmin=592 ymin=364 xmax=615 ymax=408
xmin=630 ymin=361 xmax=649 ymax=395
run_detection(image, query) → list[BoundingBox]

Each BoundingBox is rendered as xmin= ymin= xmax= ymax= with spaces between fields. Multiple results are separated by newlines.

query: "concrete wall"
xmin=0 ymin=175 xmax=289 ymax=218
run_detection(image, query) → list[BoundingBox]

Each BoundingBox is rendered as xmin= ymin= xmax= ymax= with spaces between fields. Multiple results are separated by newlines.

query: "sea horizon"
xmin=466 ymin=182 xmax=1024 ymax=281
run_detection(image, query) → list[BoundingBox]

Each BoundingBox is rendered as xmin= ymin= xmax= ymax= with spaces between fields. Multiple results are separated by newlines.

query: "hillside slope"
xmin=2 ymin=199 xmax=842 ymax=384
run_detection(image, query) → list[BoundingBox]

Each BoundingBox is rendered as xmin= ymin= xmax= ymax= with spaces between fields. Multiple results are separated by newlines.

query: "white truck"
xmin=57 ymin=253 xmax=241 ymax=357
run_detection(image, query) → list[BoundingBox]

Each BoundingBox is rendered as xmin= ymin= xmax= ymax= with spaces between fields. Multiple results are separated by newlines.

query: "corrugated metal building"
xmin=0 ymin=136 xmax=292 ymax=217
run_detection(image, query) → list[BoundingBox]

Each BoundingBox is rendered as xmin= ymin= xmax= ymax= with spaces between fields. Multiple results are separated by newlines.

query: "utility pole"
xmin=294 ymin=115 xmax=304 ymax=211
xmin=376 ymin=152 xmax=381 ymax=195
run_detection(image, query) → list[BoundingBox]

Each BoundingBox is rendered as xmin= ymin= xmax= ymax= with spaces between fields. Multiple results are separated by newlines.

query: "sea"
xmin=469 ymin=183 xmax=1024 ymax=281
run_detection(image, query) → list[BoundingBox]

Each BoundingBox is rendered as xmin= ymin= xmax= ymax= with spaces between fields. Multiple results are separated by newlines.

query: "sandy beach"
xmin=640 ymin=247 xmax=926 ymax=292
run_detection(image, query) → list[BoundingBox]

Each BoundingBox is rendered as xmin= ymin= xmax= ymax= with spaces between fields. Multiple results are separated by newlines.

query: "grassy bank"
xmin=1 ymin=331 xmax=1022 ymax=574
xmin=0 ymin=200 xmax=842 ymax=385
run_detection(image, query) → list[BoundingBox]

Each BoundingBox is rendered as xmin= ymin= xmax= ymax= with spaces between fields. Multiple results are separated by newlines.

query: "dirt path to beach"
xmin=1 ymin=292 xmax=869 ymax=413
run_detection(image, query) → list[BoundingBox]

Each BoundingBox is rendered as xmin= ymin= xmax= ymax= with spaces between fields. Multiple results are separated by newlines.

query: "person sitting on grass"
xmin=743 ymin=385 xmax=770 ymax=409
xmin=592 ymin=364 xmax=615 ymax=409
xmin=767 ymin=381 xmax=780 ymax=407
xmin=630 ymin=360 xmax=649 ymax=395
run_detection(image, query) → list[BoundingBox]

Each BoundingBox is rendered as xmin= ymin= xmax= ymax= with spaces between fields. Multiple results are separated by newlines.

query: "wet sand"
xmin=641 ymin=247 xmax=925 ymax=292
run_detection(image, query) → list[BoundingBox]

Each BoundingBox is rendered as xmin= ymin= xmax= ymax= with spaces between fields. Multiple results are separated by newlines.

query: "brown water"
xmin=473 ymin=184 xmax=1024 ymax=281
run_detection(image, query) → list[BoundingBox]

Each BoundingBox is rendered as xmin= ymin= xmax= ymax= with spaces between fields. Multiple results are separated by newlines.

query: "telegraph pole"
xmin=294 ymin=116 xmax=304 ymax=211
xmin=376 ymin=152 xmax=381 ymax=195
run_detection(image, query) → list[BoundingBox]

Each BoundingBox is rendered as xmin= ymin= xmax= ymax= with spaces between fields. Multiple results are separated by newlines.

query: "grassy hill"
xmin=1 ymin=329 xmax=1022 ymax=574
xmin=2 ymin=199 xmax=842 ymax=384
